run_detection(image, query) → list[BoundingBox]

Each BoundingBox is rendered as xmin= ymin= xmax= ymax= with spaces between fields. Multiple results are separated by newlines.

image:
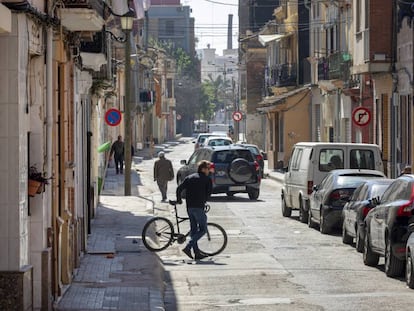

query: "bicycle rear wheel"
xmin=198 ymin=222 xmax=227 ymax=256
xmin=142 ymin=217 xmax=174 ymax=252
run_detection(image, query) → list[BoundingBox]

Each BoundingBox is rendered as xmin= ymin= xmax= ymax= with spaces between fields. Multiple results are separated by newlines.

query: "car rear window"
xmin=336 ymin=175 xmax=382 ymax=187
xmin=350 ymin=149 xmax=375 ymax=169
xmin=213 ymin=150 xmax=254 ymax=163
xmin=319 ymin=149 xmax=344 ymax=172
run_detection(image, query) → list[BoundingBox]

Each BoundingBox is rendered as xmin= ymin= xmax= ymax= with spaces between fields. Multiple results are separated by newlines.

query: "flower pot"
xmin=28 ymin=179 xmax=41 ymax=197
xmin=36 ymin=182 xmax=45 ymax=194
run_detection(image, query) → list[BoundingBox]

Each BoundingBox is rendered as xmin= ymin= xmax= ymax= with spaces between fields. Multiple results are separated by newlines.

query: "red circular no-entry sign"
xmin=352 ymin=107 xmax=371 ymax=126
xmin=105 ymin=108 xmax=122 ymax=126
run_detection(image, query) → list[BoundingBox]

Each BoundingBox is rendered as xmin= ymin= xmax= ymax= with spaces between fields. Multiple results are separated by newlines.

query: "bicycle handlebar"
xmin=168 ymin=200 xmax=210 ymax=213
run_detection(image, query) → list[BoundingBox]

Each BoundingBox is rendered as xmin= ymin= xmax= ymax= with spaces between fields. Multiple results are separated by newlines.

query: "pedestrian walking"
xmin=176 ymin=160 xmax=212 ymax=260
xmin=110 ymin=135 xmax=125 ymax=174
xmin=153 ymin=151 xmax=174 ymax=202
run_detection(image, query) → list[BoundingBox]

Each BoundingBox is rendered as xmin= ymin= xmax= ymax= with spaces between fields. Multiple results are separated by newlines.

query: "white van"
xmin=281 ymin=142 xmax=384 ymax=222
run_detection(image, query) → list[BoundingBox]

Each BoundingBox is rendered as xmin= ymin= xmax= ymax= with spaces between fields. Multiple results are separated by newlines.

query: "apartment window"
xmin=165 ymin=20 xmax=174 ymax=36
xmin=364 ymin=0 xmax=369 ymax=29
xmin=356 ymin=0 xmax=361 ymax=32
xmin=167 ymin=79 xmax=173 ymax=98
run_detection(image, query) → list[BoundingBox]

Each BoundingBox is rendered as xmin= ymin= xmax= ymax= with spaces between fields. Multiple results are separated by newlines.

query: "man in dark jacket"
xmin=176 ymin=160 xmax=212 ymax=260
xmin=110 ymin=135 xmax=125 ymax=174
xmin=154 ymin=151 xmax=174 ymax=202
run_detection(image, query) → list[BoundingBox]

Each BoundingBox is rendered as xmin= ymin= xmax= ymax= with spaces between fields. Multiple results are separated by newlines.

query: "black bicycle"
xmin=142 ymin=200 xmax=227 ymax=256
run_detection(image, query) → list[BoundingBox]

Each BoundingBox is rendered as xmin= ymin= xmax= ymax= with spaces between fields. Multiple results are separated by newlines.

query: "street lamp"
xmin=121 ymin=8 xmax=135 ymax=196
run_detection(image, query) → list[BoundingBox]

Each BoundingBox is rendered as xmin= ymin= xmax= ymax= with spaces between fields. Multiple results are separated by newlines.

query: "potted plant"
xmin=28 ymin=166 xmax=49 ymax=196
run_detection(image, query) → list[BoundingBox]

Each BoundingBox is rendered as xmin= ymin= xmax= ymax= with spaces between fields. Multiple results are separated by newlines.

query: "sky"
xmin=183 ymin=0 xmax=239 ymax=55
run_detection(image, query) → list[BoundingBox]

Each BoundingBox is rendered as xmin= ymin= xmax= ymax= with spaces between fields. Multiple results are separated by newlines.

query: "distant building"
xmin=147 ymin=1 xmax=195 ymax=56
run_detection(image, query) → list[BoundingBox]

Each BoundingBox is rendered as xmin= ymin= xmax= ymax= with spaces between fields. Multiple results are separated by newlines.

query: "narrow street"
xmin=139 ymin=141 xmax=414 ymax=311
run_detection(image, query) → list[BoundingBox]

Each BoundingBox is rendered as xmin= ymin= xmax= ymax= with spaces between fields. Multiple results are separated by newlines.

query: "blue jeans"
xmin=187 ymin=207 xmax=207 ymax=251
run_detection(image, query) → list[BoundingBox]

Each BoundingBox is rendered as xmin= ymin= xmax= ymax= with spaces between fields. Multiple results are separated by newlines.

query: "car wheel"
xmin=355 ymin=225 xmax=364 ymax=253
xmin=298 ymin=198 xmax=308 ymax=224
xmin=342 ymin=218 xmax=353 ymax=245
xmin=248 ymin=188 xmax=259 ymax=200
xmin=308 ymin=208 xmax=316 ymax=228
xmin=281 ymin=195 xmax=292 ymax=217
xmin=320 ymin=209 xmax=330 ymax=234
xmin=228 ymin=158 xmax=253 ymax=183
xmin=406 ymin=250 xmax=414 ymax=289
xmin=385 ymin=237 xmax=404 ymax=277
xmin=363 ymin=229 xmax=379 ymax=266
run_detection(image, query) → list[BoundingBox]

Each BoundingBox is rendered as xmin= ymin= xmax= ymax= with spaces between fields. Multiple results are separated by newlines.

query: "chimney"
xmin=227 ymin=14 xmax=233 ymax=50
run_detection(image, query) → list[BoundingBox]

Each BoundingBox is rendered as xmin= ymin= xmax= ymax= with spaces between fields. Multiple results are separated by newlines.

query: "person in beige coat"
xmin=154 ymin=151 xmax=174 ymax=202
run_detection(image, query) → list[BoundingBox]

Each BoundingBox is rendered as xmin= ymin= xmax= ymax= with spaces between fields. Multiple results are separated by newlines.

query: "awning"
xmin=257 ymin=86 xmax=310 ymax=113
xmin=258 ymin=34 xmax=286 ymax=46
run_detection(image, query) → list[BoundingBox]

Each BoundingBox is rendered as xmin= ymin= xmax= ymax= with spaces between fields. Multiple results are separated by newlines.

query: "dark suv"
xmin=176 ymin=145 xmax=261 ymax=200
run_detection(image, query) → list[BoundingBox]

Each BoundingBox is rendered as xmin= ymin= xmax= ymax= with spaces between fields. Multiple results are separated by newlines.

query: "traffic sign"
xmin=352 ymin=107 xmax=371 ymax=126
xmin=105 ymin=108 xmax=122 ymax=126
xmin=232 ymin=111 xmax=243 ymax=122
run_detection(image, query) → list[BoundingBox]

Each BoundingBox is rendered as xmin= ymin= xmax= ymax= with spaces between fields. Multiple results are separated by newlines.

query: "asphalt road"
xmin=139 ymin=140 xmax=414 ymax=311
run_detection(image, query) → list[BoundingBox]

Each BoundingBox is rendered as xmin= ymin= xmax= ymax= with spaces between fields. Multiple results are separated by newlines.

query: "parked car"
xmin=363 ymin=175 xmax=414 ymax=277
xmin=193 ymin=133 xmax=227 ymax=150
xmin=233 ymin=143 xmax=265 ymax=178
xmin=308 ymin=169 xmax=386 ymax=234
xmin=204 ymin=136 xmax=233 ymax=147
xmin=406 ymin=223 xmax=414 ymax=289
xmin=342 ymin=179 xmax=393 ymax=252
xmin=282 ymin=142 xmax=384 ymax=223
xmin=176 ymin=145 xmax=261 ymax=200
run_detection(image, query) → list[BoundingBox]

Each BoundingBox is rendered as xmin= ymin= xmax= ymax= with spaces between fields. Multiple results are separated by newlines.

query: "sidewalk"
xmin=56 ymin=163 xmax=165 ymax=311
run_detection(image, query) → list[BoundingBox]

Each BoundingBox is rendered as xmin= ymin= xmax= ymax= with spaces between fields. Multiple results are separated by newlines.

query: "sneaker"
xmin=194 ymin=251 xmax=208 ymax=260
xmin=182 ymin=247 xmax=193 ymax=259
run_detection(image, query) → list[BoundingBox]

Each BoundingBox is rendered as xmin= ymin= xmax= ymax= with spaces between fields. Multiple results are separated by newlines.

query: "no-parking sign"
xmin=105 ymin=108 xmax=122 ymax=126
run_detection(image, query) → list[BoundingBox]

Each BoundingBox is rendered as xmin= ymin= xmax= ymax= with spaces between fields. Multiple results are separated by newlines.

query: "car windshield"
xmin=213 ymin=150 xmax=254 ymax=163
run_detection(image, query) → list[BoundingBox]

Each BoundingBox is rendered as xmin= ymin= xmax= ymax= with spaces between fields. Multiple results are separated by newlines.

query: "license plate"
xmin=229 ymin=186 xmax=246 ymax=191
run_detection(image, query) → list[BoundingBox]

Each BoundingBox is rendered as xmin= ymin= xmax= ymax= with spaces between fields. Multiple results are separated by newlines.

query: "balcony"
xmin=328 ymin=52 xmax=352 ymax=81
xmin=80 ymin=30 xmax=108 ymax=71
xmin=59 ymin=0 xmax=107 ymax=32
xmin=268 ymin=63 xmax=297 ymax=87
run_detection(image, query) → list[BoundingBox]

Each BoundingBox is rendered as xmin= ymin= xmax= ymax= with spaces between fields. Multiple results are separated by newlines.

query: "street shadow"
xmin=208 ymin=195 xmax=265 ymax=203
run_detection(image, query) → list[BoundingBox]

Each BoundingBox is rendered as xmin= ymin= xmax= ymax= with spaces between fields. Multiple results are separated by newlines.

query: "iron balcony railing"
xmin=328 ymin=51 xmax=352 ymax=81
xmin=266 ymin=63 xmax=297 ymax=88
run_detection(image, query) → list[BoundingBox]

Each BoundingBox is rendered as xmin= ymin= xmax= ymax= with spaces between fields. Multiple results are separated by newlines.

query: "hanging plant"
xmin=28 ymin=166 xmax=50 ymax=196
xmin=90 ymin=79 xmax=114 ymax=97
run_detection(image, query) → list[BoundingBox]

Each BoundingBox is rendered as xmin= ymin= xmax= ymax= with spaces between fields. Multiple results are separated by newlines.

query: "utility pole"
xmin=121 ymin=10 xmax=135 ymax=195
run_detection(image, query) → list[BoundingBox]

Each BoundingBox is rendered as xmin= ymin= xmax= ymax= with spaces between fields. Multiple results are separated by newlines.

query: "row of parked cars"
xmin=176 ymin=133 xmax=265 ymax=200
xmin=281 ymin=142 xmax=414 ymax=288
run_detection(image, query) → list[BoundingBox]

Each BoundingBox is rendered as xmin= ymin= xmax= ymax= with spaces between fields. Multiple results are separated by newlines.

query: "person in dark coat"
xmin=153 ymin=151 xmax=174 ymax=202
xmin=110 ymin=135 xmax=125 ymax=174
xmin=176 ymin=160 xmax=212 ymax=260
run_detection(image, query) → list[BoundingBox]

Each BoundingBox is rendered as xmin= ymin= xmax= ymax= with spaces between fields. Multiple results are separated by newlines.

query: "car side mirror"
xmin=180 ymin=159 xmax=187 ymax=165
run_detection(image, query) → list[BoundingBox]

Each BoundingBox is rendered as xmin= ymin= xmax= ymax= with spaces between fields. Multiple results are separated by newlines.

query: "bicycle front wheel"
xmin=142 ymin=217 xmax=174 ymax=252
xmin=198 ymin=222 xmax=228 ymax=256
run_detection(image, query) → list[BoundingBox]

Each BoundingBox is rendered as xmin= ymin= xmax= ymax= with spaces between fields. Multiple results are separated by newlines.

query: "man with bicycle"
xmin=176 ymin=160 xmax=212 ymax=260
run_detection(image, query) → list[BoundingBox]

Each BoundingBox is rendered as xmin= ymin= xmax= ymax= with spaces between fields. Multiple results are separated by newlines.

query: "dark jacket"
xmin=110 ymin=140 xmax=124 ymax=157
xmin=154 ymin=158 xmax=174 ymax=181
xmin=176 ymin=172 xmax=212 ymax=208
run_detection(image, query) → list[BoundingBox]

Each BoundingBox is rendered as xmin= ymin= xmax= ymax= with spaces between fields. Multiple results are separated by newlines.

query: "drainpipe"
xmin=390 ymin=0 xmax=398 ymax=178
xmin=46 ymin=3 xmax=53 ymax=226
